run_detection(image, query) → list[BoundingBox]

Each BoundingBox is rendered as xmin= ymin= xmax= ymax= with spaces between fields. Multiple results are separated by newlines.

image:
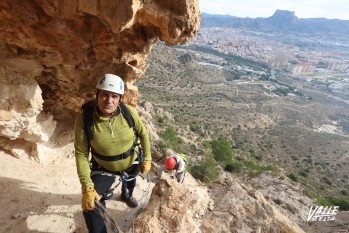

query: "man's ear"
xmin=96 ymin=90 xmax=99 ymax=101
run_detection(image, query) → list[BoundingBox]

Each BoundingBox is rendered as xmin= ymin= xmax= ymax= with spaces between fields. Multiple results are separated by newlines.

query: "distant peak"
xmin=269 ymin=10 xmax=298 ymax=22
xmin=273 ymin=10 xmax=296 ymax=17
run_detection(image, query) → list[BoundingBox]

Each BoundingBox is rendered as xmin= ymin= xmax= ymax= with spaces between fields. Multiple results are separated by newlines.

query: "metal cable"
xmin=120 ymin=173 xmax=153 ymax=231
xmin=95 ymin=200 xmax=124 ymax=233
xmin=94 ymin=173 xmax=154 ymax=233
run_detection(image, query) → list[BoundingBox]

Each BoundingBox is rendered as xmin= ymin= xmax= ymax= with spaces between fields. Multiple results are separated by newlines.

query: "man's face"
xmin=97 ymin=90 xmax=121 ymax=117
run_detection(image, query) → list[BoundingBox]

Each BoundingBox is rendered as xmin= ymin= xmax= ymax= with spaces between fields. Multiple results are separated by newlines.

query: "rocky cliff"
xmin=135 ymin=174 xmax=305 ymax=233
xmin=0 ymin=0 xmax=200 ymax=159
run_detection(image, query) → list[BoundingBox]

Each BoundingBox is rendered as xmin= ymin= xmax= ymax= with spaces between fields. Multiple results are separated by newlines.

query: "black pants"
xmin=83 ymin=161 xmax=140 ymax=233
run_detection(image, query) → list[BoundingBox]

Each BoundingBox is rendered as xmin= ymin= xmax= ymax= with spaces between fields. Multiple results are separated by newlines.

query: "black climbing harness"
xmin=82 ymin=99 xmax=141 ymax=162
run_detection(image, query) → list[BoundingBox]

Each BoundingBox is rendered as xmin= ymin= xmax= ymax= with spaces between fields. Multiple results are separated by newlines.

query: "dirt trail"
xmin=0 ymin=146 xmax=153 ymax=233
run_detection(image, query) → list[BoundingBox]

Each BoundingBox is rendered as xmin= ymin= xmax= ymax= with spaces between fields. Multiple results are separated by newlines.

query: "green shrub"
xmin=226 ymin=73 xmax=241 ymax=81
xmin=202 ymin=140 xmax=211 ymax=149
xmin=328 ymin=197 xmax=349 ymax=211
xmin=189 ymin=121 xmax=197 ymax=132
xmin=156 ymin=115 xmax=165 ymax=124
xmin=315 ymin=195 xmax=349 ymax=211
xmin=210 ymin=136 xmax=233 ymax=163
xmin=298 ymin=170 xmax=308 ymax=177
xmin=273 ymin=87 xmax=290 ymax=96
xmin=244 ymin=160 xmax=276 ymax=172
xmin=161 ymin=126 xmax=177 ymax=141
xmin=160 ymin=126 xmax=181 ymax=149
xmin=191 ymin=155 xmax=220 ymax=184
xmin=225 ymin=162 xmax=243 ymax=173
xmin=273 ymin=199 xmax=282 ymax=205
xmin=287 ymin=173 xmax=299 ymax=182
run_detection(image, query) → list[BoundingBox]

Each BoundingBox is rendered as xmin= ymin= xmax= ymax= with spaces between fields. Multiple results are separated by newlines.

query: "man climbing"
xmin=74 ymin=73 xmax=152 ymax=233
xmin=157 ymin=150 xmax=187 ymax=183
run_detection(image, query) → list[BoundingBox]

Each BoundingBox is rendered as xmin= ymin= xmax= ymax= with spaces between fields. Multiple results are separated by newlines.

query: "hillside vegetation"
xmin=138 ymin=42 xmax=349 ymax=210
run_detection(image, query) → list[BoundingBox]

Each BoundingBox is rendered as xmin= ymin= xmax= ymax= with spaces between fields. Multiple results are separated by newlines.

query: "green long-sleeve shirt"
xmin=74 ymin=103 xmax=151 ymax=188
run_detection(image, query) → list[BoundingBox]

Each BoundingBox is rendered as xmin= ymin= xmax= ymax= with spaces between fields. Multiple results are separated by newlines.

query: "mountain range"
xmin=201 ymin=10 xmax=349 ymax=36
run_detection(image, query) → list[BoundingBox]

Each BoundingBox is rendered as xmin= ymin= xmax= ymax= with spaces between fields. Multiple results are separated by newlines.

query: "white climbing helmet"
xmin=96 ymin=74 xmax=124 ymax=95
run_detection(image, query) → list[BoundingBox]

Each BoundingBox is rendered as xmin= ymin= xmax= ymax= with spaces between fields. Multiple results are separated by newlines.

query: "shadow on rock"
xmin=0 ymin=177 xmax=83 ymax=233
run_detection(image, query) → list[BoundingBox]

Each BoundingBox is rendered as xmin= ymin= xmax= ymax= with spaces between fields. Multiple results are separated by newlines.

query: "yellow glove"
xmin=82 ymin=186 xmax=100 ymax=211
xmin=140 ymin=160 xmax=151 ymax=175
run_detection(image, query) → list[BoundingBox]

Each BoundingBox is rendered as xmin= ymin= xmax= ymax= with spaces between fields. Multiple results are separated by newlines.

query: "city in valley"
xmin=188 ymin=12 xmax=349 ymax=99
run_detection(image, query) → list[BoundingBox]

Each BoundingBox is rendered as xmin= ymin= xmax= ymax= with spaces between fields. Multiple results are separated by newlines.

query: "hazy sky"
xmin=199 ymin=0 xmax=349 ymax=20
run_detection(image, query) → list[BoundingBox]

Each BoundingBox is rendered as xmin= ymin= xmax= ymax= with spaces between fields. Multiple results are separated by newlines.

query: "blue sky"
xmin=199 ymin=0 xmax=349 ymax=20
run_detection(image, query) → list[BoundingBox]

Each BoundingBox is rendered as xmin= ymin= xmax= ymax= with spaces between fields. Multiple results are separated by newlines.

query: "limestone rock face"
xmin=0 ymin=0 xmax=200 ymax=158
xmin=0 ymin=73 xmax=56 ymax=159
xmin=250 ymin=172 xmax=316 ymax=225
xmin=132 ymin=174 xmax=304 ymax=233
xmin=136 ymin=101 xmax=159 ymax=142
xmin=201 ymin=175 xmax=305 ymax=233
xmin=134 ymin=177 xmax=213 ymax=232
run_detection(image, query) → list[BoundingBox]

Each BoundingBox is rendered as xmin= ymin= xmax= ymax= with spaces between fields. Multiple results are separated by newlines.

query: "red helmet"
xmin=165 ymin=157 xmax=177 ymax=170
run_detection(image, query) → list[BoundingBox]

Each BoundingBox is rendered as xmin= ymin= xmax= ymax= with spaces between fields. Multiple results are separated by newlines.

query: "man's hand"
xmin=140 ymin=160 xmax=151 ymax=175
xmin=82 ymin=186 xmax=100 ymax=211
